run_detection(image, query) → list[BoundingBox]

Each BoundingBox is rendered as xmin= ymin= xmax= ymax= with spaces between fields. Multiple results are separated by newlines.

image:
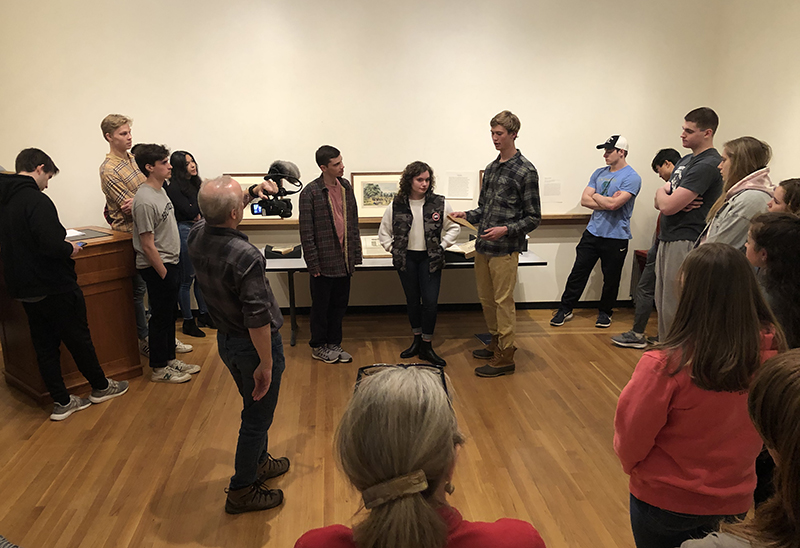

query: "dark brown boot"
xmin=256 ymin=454 xmax=290 ymax=484
xmin=225 ymin=483 xmax=284 ymax=514
xmin=475 ymin=346 xmax=516 ymax=377
xmin=472 ymin=334 xmax=499 ymax=359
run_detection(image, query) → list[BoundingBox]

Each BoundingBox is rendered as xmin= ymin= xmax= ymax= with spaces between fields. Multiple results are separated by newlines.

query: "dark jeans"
xmin=132 ymin=272 xmax=148 ymax=340
xmin=397 ymin=250 xmax=442 ymax=337
xmin=629 ymin=494 xmax=745 ymax=548
xmin=217 ymin=330 xmax=285 ymax=490
xmin=177 ymin=221 xmax=208 ymax=320
xmin=632 ymin=237 xmax=658 ymax=334
xmin=559 ymin=230 xmax=629 ymax=315
xmin=139 ymin=263 xmax=180 ymax=368
xmin=22 ymin=289 xmax=108 ymax=405
xmin=308 ymin=274 xmax=350 ymax=348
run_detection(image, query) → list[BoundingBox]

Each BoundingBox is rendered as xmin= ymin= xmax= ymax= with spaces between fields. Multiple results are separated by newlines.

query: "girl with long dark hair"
xmin=166 ymin=150 xmax=214 ymax=337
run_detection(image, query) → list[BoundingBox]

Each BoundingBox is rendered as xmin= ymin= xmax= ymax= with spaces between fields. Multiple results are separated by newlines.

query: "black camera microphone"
xmin=250 ymin=160 xmax=303 ymax=218
xmin=264 ymin=160 xmax=302 ymax=196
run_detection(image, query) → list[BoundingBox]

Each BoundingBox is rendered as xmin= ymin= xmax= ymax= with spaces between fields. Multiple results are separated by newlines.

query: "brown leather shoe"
xmin=225 ymin=483 xmax=284 ymax=514
xmin=256 ymin=454 xmax=290 ymax=484
xmin=472 ymin=334 xmax=499 ymax=359
xmin=475 ymin=346 xmax=516 ymax=377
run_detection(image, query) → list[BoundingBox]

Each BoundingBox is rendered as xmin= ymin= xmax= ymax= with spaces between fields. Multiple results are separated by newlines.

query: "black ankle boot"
xmin=400 ymin=334 xmax=422 ymax=358
xmin=197 ymin=312 xmax=217 ymax=329
xmin=419 ymin=340 xmax=446 ymax=366
xmin=182 ymin=318 xmax=206 ymax=338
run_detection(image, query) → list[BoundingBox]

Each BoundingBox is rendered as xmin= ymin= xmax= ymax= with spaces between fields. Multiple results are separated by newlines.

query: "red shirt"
xmin=614 ymin=331 xmax=779 ymax=515
xmin=294 ymin=506 xmax=546 ymax=548
xmin=325 ymin=179 xmax=346 ymax=249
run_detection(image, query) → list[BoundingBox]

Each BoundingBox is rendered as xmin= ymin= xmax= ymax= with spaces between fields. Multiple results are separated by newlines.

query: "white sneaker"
xmin=151 ymin=365 xmax=191 ymax=383
xmin=168 ymin=358 xmax=201 ymax=375
xmin=175 ymin=338 xmax=193 ymax=353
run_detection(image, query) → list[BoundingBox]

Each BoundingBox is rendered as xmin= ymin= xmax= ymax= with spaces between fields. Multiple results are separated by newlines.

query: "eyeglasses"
xmin=355 ymin=363 xmax=450 ymax=401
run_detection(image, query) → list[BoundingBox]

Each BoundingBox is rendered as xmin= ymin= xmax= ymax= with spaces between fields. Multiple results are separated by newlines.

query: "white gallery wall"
xmin=2 ymin=0 xmax=797 ymax=308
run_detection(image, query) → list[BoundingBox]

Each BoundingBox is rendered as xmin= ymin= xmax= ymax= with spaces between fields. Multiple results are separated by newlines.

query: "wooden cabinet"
xmin=0 ymin=227 xmax=142 ymax=403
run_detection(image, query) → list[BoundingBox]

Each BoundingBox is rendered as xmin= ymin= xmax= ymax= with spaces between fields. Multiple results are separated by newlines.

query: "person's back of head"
xmin=684 ymin=107 xmax=719 ymax=135
xmin=198 ymin=176 xmax=240 ymax=226
xmin=749 ymin=212 xmax=800 ymax=347
xmin=336 ymin=367 xmax=464 ymax=548
xmin=15 ymin=148 xmax=59 ymax=175
xmin=724 ymin=348 xmax=800 ymax=546
xmin=663 ymin=243 xmax=786 ymax=391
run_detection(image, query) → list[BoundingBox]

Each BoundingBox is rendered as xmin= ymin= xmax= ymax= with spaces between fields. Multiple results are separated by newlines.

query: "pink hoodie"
xmin=614 ymin=331 xmax=779 ymax=515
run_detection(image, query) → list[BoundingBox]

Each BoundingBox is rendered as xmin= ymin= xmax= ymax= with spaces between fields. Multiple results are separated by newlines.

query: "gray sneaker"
xmin=151 ymin=365 xmax=192 ymax=383
xmin=311 ymin=345 xmax=339 ymax=364
xmin=327 ymin=344 xmax=352 ymax=363
xmin=168 ymin=358 xmax=201 ymax=375
xmin=611 ymin=330 xmax=647 ymax=349
xmin=89 ymin=378 xmax=129 ymax=403
xmin=50 ymin=394 xmax=91 ymax=421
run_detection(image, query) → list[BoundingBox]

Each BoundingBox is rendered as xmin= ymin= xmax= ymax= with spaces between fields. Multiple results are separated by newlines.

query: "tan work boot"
xmin=474 ymin=346 xmax=516 ymax=377
xmin=225 ymin=483 xmax=284 ymax=514
xmin=472 ymin=334 xmax=499 ymax=359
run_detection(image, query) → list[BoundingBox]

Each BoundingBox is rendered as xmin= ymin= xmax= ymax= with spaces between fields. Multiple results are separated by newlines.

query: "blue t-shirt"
xmin=586 ymin=164 xmax=641 ymax=240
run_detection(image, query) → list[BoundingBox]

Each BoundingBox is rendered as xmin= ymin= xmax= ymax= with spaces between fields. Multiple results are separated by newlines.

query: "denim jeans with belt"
xmin=217 ymin=330 xmax=285 ymax=490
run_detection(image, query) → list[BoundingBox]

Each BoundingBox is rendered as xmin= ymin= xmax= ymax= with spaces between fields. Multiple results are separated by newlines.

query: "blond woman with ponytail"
xmin=295 ymin=367 xmax=546 ymax=548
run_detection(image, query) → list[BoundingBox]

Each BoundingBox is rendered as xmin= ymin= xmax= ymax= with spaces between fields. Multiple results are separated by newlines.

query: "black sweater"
xmin=0 ymin=173 xmax=77 ymax=298
xmin=165 ymin=177 xmax=201 ymax=223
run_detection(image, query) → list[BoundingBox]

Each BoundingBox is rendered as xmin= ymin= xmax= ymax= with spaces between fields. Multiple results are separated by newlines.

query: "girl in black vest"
xmin=378 ymin=162 xmax=460 ymax=365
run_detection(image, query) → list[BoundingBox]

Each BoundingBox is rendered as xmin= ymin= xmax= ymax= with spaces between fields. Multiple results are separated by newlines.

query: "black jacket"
xmin=0 ymin=173 xmax=77 ymax=298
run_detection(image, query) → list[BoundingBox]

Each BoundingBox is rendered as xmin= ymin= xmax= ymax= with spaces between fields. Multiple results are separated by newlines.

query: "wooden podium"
xmin=0 ymin=227 xmax=142 ymax=403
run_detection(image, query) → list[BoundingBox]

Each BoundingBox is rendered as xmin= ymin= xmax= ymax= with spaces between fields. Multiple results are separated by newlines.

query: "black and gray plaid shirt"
xmin=188 ymin=220 xmax=283 ymax=337
xmin=466 ymin=150 xmax=541 ymax=256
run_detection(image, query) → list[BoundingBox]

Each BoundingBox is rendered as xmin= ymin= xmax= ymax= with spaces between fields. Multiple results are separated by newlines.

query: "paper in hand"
xmin=447 ymin=214 xmax=477 ymax=232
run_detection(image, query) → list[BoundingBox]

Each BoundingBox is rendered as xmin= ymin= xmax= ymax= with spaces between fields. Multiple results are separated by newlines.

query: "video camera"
xmin=250 ymin=160 xmax=303 ymax=218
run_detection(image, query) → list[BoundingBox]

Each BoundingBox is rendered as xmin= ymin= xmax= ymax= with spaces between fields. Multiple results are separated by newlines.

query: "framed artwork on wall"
xmin=350 ymin=172 xmax=402 ymax=219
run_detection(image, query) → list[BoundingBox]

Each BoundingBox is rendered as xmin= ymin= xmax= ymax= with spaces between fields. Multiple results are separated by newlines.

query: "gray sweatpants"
xmin=654 ymin=239 xmax=694 ymax=341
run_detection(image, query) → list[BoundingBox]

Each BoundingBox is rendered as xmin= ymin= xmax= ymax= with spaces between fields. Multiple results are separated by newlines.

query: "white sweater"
xmin=378 ymin=199 xmax=460 ymax=252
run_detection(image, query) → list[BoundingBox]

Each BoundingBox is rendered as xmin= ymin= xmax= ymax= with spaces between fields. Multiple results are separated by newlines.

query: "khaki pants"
xmin=474 ymin=252 xmax=519 ymax=350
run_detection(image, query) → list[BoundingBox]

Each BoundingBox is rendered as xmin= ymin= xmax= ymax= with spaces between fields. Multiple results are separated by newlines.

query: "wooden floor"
xmin=0 ymin=308 xmax=650 ymax=548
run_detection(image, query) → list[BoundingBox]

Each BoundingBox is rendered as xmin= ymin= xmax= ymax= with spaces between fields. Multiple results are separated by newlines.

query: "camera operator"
xmin=187 ymin=175 xmax=290 ymax=514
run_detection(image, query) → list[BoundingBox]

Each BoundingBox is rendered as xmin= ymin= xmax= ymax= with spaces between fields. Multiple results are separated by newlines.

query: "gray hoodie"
xmin=698 ymin=167 xmax=773 ymax=250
